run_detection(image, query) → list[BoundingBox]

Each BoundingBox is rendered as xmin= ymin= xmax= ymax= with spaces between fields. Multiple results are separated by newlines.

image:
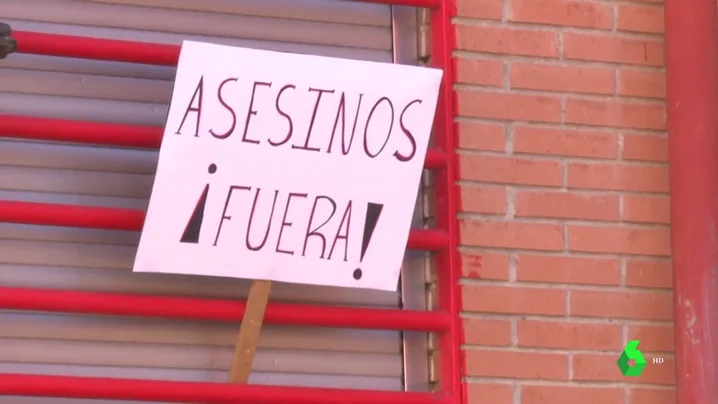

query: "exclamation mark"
xmin=353 ymin=202 xmax=384 ymax=280
xmin=179 ymin=163 xmax=217 ymax=243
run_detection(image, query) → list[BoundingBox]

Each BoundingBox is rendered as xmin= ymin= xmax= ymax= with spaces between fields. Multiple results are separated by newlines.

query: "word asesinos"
xmin=172 ymin=76 xmax=426 ymax=162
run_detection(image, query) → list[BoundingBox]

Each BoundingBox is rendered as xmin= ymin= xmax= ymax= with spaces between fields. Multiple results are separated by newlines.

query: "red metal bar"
xmin=0 ymin=287 xmax=450 ymax=332
xmin=0 ymin=114 xmax=447 ymax=170
xmin=0 ymin=114 xmax=162 ymax=148
xmin=0 ymin=374 xmax=447 ymax=404
xmin=13 ymin=31 xmax=180 ymax=66
xmin=430 ymin=1 xmax=462 ymax=402
xmin=664 ymin=0 xmax=718 ymax=402
xmin=0 ymin=201 xmax=449 ymax=251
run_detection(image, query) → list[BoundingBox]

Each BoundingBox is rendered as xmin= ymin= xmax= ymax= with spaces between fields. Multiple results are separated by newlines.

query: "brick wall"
xmin=451 ymin=0 xmax=675 ymax=403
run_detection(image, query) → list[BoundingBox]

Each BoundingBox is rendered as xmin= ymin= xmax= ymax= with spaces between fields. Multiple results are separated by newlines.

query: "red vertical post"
xmin=430 ymin=0 xmax=462 ymax=402
xmin=664 ymin=0 xmax=718 ymax=402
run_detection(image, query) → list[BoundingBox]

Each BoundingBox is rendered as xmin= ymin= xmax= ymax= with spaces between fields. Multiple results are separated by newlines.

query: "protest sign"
xmin=133 ymin=41 xmax=442 ymax=292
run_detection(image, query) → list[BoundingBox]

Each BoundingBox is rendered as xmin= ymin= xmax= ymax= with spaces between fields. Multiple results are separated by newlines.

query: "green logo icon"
xmin=617 ymin=340 xmax=647 ymax=376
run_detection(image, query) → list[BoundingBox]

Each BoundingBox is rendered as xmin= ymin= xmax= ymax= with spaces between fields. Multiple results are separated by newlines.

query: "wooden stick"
xmin=228 ymin=279 xmax=272 ymax=383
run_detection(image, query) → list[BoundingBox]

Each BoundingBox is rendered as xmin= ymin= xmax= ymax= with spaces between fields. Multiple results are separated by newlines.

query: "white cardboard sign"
xmin=133 ymin=41 xmax=442 ymax=291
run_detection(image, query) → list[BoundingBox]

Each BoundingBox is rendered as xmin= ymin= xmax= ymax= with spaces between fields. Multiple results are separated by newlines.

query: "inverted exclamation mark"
xmin=179 ymin=163 xmax=217 ymax=243
xmin=353 ymin=202 xmax=384 ymax=280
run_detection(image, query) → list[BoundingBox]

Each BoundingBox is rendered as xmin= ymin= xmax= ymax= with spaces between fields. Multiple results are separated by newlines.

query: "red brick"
xmin=461 ymin=251 xmax=510 ymax=280
xmin=515 ymin=191 xmax=620 ymax=221
xmin=516 ymin=254 xmax=622 ymax=286
xmin=629 ymin=388 xmax=676 ymax=404
xmin=457 ymin=121 xmax=506 ymax=152
xmin=618 ymin=69 xmax=666 ymax=99
xmin=460 ymin=154 xmax=563 ymax=187
xmin=464 ymin=349 xmax=568 ymax=380
xmin=457 ymin=0 xmax=503 ymax=20
xmin=513 ymin=125 xmax=618 ymax=159
xmin=617 ymin=3 xmax=664 ymax=33
xmin=565 ymin=98 xmax=666 ymax=130
xmin=517 ymin=319 xmax=622 ymax=350
xmin=627 ymin=325 xmax=675 ymax=352
xmin=567 ymin=225 xmax=671 ymax=256
xmin=622 ymin=195 xmax=670 ymax=224
xmin=455 ymin=58 xmax=504 ymax=87
xmin=570 ymin=289 xmax=673 ymax=320
xmin=564 ymin=33 xmax=664 ymax=66
xmin=567 ymin=162 xmax=669 ymax=193
xmin=522 ymin=385 xmax=624 ymax=404
xmin=461 ymin=220 xmax=564 ymax=251
xmin=573 ymin=353 xmax=674 ymax=384
xmin=463 ymin=285 xmax=567 ymax=316
xmin=457 ymin=90 xmax=562 ymax=123
xmin=625 ymin=258 xmax=673 ymax=288
xmin=456 ymin=25 xmax=559 ymax=58
xmin=460 ymin=185 xmax=508 ymax=215
xmin=622 ymin=133 xmax=668 ymax=162
xmin=466 ymin=383 xmax=513 ymax=404
xmin=510 ymin=0 xmax=613 ymax=29
xmin=463 ymin=318 xmax=513 ymax=346
xmin=510 ymin=63 xmax=614 ymax=95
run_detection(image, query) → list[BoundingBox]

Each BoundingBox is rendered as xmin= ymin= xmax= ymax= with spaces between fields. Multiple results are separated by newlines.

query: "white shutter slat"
xmin=3 ymin=0 xmax=391 ymax=51
xmin=0 ymin=263 xmax=399 ymax=306
xmin=0 ymin=339 xmax=402 ymax=377
xmin=0 ymin=313 xmax=400 ymax=353
xmin=0 ymin=364 xmax=402 ymax=394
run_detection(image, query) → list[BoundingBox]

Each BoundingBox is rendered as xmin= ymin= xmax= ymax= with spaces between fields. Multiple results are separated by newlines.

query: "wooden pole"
xmin=228 ymin=279 xmax=272 ymax=383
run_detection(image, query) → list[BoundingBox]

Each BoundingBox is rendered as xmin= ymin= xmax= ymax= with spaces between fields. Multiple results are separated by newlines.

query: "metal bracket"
xmin=0 ymin=22 xmax=17 ymax=59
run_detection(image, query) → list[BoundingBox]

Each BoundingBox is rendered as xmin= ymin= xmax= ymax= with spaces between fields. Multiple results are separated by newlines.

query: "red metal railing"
xmin=0 ymin=115 xmax=448 ymax=169
xmin=0 ymin=0 xmax=460 ymax=403
xmin=0 ymin=201 xmax=449 ymax=250
xmin=0 ymin=287 xmax=451 ymax=331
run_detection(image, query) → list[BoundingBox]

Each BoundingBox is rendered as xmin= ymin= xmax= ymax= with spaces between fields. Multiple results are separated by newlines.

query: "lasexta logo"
xmin=617 ymin=340 xmax=647 ymax=376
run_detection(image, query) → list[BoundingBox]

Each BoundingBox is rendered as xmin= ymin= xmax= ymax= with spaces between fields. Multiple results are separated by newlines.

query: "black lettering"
xmin=328 ymin=201 xmax=352 ymax=261
xmin=174 ymin=76 xmax=204 ymax=137
xmin=268 ymin=84 xmax=297 ymax=147
xmin=242 ymin=81 xmax=272 ymax=144
xmin=292 ymin=88 xmax=335 ymax=152
xmin=394 ymin=99 xmax=422 ymax=162
xmin=209 ymin=78 xmax=238 ymax=139
xmin=301 ymin=195 xmax=338 ymax=259
xmin=327 ymin=92 xmax=364 ymax=155
xmin=213 ymin=185 xmax=252 ymax=246
xmin=363 ymin=97 xmax=395 ymax=158
xmin=275 ymin=192 xmax=309 ymax=255
xmin=246 ymin=189 xmax=280 ymax=251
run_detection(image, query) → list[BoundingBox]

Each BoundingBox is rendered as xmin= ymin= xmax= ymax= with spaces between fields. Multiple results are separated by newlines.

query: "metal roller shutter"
xmin=0 ymin=1 xmax=429 ymax=402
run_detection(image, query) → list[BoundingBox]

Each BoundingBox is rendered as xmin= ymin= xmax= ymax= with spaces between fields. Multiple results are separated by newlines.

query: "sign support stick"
xmin=228 ymin=279 xmax=272 ymax=383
